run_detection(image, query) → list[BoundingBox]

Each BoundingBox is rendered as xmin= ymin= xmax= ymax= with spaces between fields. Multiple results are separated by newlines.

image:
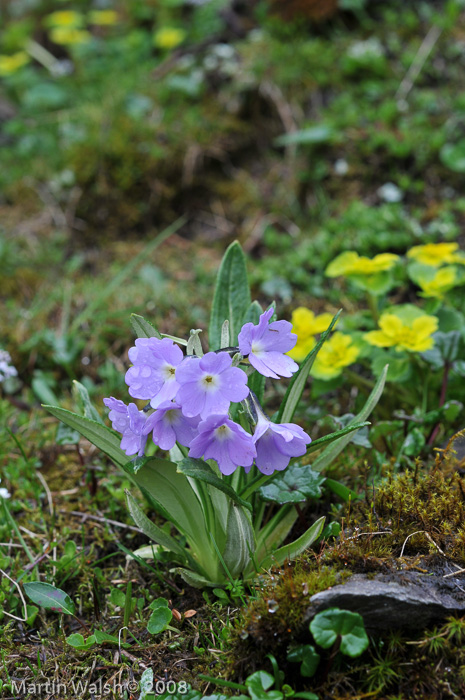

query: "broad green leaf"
xmin=310 ymin=607 xmax=369 ymax=657
xmin=43 ymin=405 xmax=129 ymax=470
xmin=252 ymin=506 xmax=297 ymax=573
xmin=66 ymin=633 xmax=96 ymax=649
xmin=124 ymin=458 xmax=212 ymax=554
xmin=55 ymin=422 xmax=80 ymax=445
xmin=149 ymin=597 xmax=170 ymax=609
xmin=242 ymin=300 xmax=263 ymax=325
xmin=23 ymin=582 xmax=75 ymax=615
xmin=259 ymin=516 xmax=325 ymax=570
xmin=125 ymin=490 xmax=194 ymax=565
xmin=312 ymin=364 xmax=388 ymax=473
xmin=222 ymin=503 xmax=256 ymax=578
xmin=147 ymin=605 xmax=172 ymax=634
xmin=72 ymin=380 xmax=104 ymax=424
xmin=174 ymin=567 xmax=224 ymax=589
xmin=209 ymin=241 xmax=251 ymax=350
xmin=277 ymin=311 xmax=341 ymax=424
xmin=129 ymin=313 xmax=161 ymax=339
xmin=246 ymin=671 xmax=283 ymax=700
xmin=287 ymin=644 xmax=320 ymax=677
xmin=259 ymin=463 xmax=325 ymax=504
xmin=177 ymin=458 xmax=252 ymax=512
xmin=306 ymin=422 xmax=370 ymax=455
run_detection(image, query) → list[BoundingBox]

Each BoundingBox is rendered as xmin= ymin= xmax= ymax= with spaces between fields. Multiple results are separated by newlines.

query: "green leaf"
xmin=246 ymin=671 xmax=281 ymax=700
xmin=259 ymin=463 xmax=325 ymax=504
xmin=23 ymin=582 xmax=75 ymax=615
xmin=72 ymin=380 xmax=104 ymax=424
xmin=55 ymin=422 xmax=80 ymax=446
xmin=66 ymin=633 xmax=96 ymax=650
xmin=310 ymin=607 xmax=369 ymax=657
xmin=147 ymin=605 xmax=172 ymax=634
xmin=259 ymin=516 xmax=325 ymax=570
xmin=129 ymin=313 xmax=162 ymax=339
xmin=287 ymin=644 xmax=320 ymax=677
xmin=277 ymin=312 xmax=341 ymax=424
xmin=177 ymin=458 xmax=252 ymax=512
xmin=440 ymin=140 xmax=465 ymax=172
xmin=222 ymin=503 xmax=256 ymax=578
xmin=242 ymin=300 xmax=263 ymax=325
xmin=174 ymin=568 xmax=223 ymax=588
xmin=43 ymin=405 xmax=129 ymax=470
xmin=124 ymin=458 xmax=212 ymax=554
xmin=209 ymin=241 xmax=251 ymax=350
xmin=312 ymin=364 xmax=388 ymax=472
xmin=325 ymin=478 xmax=358 ymax=502
xmin=274 ymin=125 xmax=334 ymax=147
xmin=149 ymin=597 xmax=170 ymax=610
xmin=125 ymin=490 xmax=193 ymax=563
xmin=251 ymin=507 xmax=298 ymax=573
xmin=306 ymin=422 xmax=370 ymax=454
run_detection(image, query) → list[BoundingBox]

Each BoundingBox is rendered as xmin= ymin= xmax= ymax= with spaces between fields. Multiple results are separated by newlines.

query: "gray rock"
xmin=307 ymin=571 xmax=465 ymax=632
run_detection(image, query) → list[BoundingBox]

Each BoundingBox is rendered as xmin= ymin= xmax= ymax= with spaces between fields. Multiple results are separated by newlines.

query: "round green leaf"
xmin=259 ymin=463 xmax=325 ymax=504
xmin=310 ymin=607 xmax=369 ymax=657
xmin=147 ymin=605 xmax=172 ymax=634
xmin=441 ymin=140 xmax=465 ymax=172
xmin=287 ymin=644 xmax=320 ymax=677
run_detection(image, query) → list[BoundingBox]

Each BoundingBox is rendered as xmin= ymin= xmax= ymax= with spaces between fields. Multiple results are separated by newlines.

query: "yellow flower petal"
xmin=291 ymin=308 xmax=333 ymax=338
xmin=411 ymin=316 xmax=439 ymax=339
xmin=407 ymin=242 xmax=459 ymax=267
xmin=364 ymin=310 xmax=438 ymax=353
xmin=88 ymin=10 xmax=119 ymax=25
xmin=45 ymin=11 xmax=84 ymax=28
xmin=287 ymin=336 xmax=316 ymax=362
xmin=0 ymin=52 xmax=30 ymax=76
xmin=49 ymin=27 xmax=91 ymax=45
xmin=310 ymin=332 xmax=359 ymax=380
xmin=153 ymin=27 xmax=185 ymax=50
xmin=326 ymin=251 xmax=398 ymax=277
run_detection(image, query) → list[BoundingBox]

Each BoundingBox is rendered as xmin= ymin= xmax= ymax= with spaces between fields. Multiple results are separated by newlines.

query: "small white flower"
xmin=0 ymin=479 xmax=11 ymax=499
xmin=0 ymin=350 xmax=17 ymax=383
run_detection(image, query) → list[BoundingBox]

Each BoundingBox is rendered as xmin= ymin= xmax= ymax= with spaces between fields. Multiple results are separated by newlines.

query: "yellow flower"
xmin=153 ymin=27 xmax=185 ymax=50
xmin=0 ymin=52 xmax=30 ymax=76
xmin=88 ymin=10 xmax=119 ymax=25
xmin=310 ymin=332 xmax=359 ymax=380
xmin=364 ymin=312 xmax=438 ymax=353
xmin=49 ymin=27 xmax=91 ymax=46
xmin=287 ymin=308 xmax=333 ymax=362
xmin=45 ymin=11 xmax=85 ymax=28
xmin=416 ymin=266 xmax=457 ymax=298
xmin=407 ymin=242 xmax=461 ymax=267
xmin=326 ymin=251 xmax=399 ymax=277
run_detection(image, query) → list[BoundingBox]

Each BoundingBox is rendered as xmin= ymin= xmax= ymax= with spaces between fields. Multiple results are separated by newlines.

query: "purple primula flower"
xmin=176 ymin=351 xmax=249 ymax=419
xmin=104 ymin=397 xmax=148 ymax=457
xmin=125 ymin=337 xmax=183 ymax=407
xmin=142 ymin=401 xmax=200 ymax=451
xmin=188 ymin=415 xmax=256 ymax=475
xmin=252 ymin=414 xmax=311 ymax=475
xmin=238 ymin=308 xmax=298 ymax=379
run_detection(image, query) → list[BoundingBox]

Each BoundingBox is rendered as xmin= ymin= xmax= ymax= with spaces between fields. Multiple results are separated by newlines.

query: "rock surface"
xmin=307 ymin=570 xmax=465 ymax=632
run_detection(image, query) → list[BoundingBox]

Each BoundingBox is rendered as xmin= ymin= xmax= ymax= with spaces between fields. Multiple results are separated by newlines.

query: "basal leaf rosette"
xmin=364 ymin=305 xmax=438 ymax=353
xmin=326 ymin=251 xmax=400 ymax=295
xmin=287 ymin=307 xmax=334 ymax=362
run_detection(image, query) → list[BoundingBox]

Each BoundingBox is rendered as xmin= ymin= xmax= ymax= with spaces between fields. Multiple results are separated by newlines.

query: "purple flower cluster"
xmin=105 ymin=310 xmax=311 ymax=475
